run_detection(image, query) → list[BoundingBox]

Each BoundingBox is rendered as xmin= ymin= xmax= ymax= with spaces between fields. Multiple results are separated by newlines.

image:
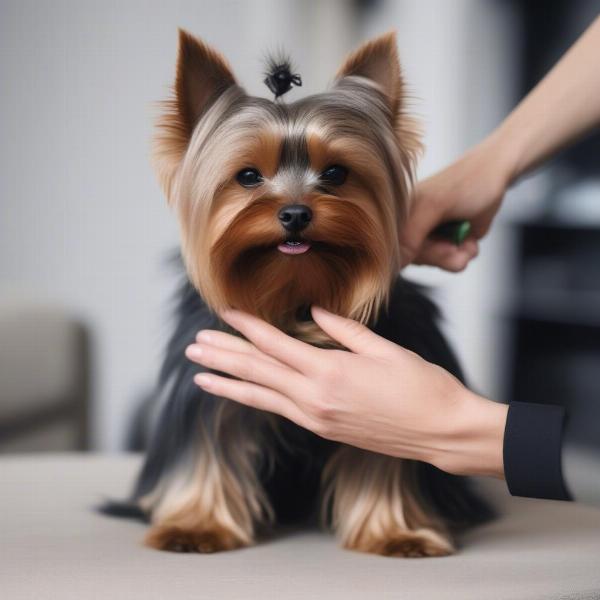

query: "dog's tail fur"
xmin=97 ymin=499 xmax=148 ymax=522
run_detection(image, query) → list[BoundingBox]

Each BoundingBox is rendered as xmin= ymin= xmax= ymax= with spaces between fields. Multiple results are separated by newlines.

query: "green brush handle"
xmin=431 ymin=220 xmax=471 ymax=246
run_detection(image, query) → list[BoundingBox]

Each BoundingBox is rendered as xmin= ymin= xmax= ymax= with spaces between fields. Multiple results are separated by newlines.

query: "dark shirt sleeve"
xmin=503 ymin=401 xmax=572 ymax=501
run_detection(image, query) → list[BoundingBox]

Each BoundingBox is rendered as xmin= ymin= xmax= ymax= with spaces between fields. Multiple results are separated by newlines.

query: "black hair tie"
xmin=264 ymin=56 xmax=302 ymax=99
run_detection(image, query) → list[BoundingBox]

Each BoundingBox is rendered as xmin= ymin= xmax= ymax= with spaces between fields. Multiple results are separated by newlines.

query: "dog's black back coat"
xmin=101 ymin=276 xmax=493 ymax=531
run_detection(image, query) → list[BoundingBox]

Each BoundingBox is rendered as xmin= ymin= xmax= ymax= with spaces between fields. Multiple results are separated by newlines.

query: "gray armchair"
xmin=0 ymin=296 xmax=90 ymax=452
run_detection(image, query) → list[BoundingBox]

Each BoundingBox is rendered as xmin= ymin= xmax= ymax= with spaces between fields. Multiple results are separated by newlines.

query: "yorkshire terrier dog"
xmin=103 ymin=30 xmax=491 ymax=557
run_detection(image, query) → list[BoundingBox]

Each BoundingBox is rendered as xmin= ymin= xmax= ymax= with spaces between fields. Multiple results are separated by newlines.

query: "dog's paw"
xmin=346 ymin=529 xmax=454 ymax=558
xmin=145 ymin=524 xmax=247 ymax=553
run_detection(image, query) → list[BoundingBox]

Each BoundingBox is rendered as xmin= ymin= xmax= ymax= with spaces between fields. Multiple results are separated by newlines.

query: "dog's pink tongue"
xmin=277 ymin=242 xmax=311 ymax=255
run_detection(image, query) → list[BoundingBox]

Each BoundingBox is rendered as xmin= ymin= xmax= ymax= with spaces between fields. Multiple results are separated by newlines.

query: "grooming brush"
xmin=432 ymin=220 xmax=471 ymax=245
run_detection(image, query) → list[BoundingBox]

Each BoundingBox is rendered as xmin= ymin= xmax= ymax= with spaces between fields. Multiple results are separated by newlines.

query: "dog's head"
xmin=154 ymin=30 xmax=420 ymax=340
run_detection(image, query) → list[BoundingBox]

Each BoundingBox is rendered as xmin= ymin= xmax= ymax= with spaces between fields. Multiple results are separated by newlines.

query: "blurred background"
xmin=1 ymin=0 xmax=599 ymax=455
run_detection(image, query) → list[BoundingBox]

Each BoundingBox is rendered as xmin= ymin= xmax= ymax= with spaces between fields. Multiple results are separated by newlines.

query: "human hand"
xmin=400 ymin=137 xmax=513 ymax=272
xmin=185 ymin=306 xmax=507 ymax=478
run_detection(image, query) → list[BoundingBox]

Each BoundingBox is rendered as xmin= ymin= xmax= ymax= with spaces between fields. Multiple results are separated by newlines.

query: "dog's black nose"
xmin=278 ymin=204 xmax=312 ymax=232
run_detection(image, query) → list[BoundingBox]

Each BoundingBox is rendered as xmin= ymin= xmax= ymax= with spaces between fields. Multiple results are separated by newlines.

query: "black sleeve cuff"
xmin=503 ymin=401 xmax=572 ymax=501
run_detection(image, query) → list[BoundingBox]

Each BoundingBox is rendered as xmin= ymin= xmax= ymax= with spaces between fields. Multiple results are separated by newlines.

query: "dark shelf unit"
xmin=507 ymin=220 xmax=600 ymax=448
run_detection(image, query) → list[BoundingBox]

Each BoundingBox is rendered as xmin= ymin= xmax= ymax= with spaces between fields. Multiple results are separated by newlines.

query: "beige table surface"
xmin=1 ymin=453 xmax=600 ymax=600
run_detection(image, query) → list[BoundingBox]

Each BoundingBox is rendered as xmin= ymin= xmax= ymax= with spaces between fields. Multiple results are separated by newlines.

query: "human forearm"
xmin=489 ymin=16 xmax=600 ymax=184
xmin=426 ymin=389 xmax=508 ymax=479
xmin=429 ymin=390 xmax=574 ymax=503
xmin=403 ymin=16 xmax=600 ymax=271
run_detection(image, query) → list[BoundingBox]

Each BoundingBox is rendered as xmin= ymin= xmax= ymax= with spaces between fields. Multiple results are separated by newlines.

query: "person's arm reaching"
xmin=184 ymin=309 xmax=587 ymax=504
xmin=402 ymin=15 xmax=600 ymax=272
xmin=400 ymin=15 xmax=600 ymax=504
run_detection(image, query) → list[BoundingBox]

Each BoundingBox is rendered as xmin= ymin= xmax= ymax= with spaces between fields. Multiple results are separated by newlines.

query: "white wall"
xmin=0 ymin=0 xmax=519 ymax=449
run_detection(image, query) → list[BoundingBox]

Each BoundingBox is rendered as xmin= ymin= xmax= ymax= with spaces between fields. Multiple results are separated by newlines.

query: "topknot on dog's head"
xmin=263 ymin=53 xmax=302 ymax=99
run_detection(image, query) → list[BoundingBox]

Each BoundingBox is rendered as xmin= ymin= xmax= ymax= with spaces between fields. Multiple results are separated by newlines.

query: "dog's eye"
xmin=320 ymin=165 xmax=348 ymax=186
xmin=236 ymin=168 xmax=263 ymax=188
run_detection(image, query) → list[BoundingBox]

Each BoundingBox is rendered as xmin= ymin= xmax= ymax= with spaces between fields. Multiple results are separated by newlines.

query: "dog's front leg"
xmin=323 ymin=446 xmax=454 ymax=557
xmin=143 ymin=402 xmax=272 ymax=553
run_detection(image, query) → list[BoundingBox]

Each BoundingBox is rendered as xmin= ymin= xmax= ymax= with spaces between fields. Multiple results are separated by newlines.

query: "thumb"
xmin=399 ymin=194 xmax=441 ymax=268
xmin=311 ymin=306 xmax=398 ymax=357
xmin=414 ymin=238 xmax=479 ymax=272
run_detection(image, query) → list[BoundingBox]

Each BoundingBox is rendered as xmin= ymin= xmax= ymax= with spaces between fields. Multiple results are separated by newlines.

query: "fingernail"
xmin=186 ymin=344 xmax=202 ymax=359
xmin=194 ymin=374 xmax=212 ymax=388
xmin=197 ymin=330 xmax=212 ymax=343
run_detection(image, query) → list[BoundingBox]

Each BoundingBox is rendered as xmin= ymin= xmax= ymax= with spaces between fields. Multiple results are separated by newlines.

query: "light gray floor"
xmin=1 ymin=454 xmax=600 ymax=600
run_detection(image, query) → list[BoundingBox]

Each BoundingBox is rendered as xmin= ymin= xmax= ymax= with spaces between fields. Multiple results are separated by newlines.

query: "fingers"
xmin=186 ymin=343 xmax=302 ymax=399
xmin=413 ymin=238 xmax=479 ymax=272
xmin=399 ymin=212 xmax=436 ymax=268
xmin=193 ymin=373 xmax=311 ymax=428
xmin=399 ymin=178 xmax=444 ymax=267
xmin=310 ymin=306 xmax=398 ymax=358
xmin=218 ymin=309 xmax=322 ymax=374
xmin=195 ymin=329 xmax=285 ymax=368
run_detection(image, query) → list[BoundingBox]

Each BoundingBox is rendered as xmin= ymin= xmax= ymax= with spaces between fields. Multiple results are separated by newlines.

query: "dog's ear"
xmin=337 ymin=32 xmax=422 ymax=203
xmin=336 ymin=31 xmax=403 ymax=121
xmin=154 ymin=29 xmax=237 ymax=198
xmin=174 ymin=29 xmax=237 ymax=137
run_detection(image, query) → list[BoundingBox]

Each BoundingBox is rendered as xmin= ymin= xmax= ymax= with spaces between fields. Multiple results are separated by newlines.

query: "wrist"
xmin=474 ymin=127 xmax=520 ymax=190
xmin=429 ymin=388 xmax=508 ymax=479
